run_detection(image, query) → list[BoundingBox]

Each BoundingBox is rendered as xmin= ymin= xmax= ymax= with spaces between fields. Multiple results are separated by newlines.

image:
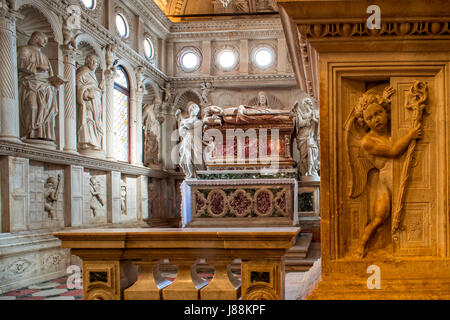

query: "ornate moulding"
xmin=0 ymin=141 xmax=168 ymax=178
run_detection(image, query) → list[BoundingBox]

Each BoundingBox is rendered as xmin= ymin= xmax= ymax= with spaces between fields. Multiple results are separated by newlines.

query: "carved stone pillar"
xmin=104 ymin=69 xmax=116 ymax=160
xmin=62 ymin=47 xmax=79 ymax=153
xmin=0 ymin=9 xmax=21 ymax=143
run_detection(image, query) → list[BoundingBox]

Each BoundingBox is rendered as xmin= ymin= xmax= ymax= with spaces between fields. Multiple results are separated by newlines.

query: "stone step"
xmin=285 ymin=242 xmax=320 ymax=272
xmin=286 ymin=233 xmax=313 ymax=259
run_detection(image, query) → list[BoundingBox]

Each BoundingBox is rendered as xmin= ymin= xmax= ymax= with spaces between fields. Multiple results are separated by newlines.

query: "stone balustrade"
xmin=54 ymin=227 xmax=300 ymax=300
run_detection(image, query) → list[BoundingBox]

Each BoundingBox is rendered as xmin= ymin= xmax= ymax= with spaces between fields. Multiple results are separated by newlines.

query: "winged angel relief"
xmin=344 ymin=82 xmax=428 ymax=258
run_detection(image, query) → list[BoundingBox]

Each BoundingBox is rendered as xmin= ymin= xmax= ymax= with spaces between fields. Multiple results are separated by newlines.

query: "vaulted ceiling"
xmin=154 ymin=0 xmax=279 ymax=21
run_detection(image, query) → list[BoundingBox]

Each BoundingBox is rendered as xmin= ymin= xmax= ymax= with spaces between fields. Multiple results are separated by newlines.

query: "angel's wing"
xmin=344 ymin=109 xmax=375 ymax=199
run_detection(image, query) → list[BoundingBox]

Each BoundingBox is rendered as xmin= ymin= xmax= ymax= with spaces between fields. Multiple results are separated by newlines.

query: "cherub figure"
xmin=344 ymin=85 xmax=422 ymax=258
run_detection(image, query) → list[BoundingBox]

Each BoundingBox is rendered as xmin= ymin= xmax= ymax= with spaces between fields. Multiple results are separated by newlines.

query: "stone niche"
xmin=279 ymin=0 xmax=450 ymax=299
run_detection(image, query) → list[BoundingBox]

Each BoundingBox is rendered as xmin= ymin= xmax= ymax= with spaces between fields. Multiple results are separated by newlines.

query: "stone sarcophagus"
xmin=279 ymin=0 xmax=450 ymax=299
xmin=203 ymin=98 xmax=296 ymax=170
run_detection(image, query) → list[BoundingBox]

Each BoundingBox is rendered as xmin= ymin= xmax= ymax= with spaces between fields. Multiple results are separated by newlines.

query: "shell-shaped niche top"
xmin=16 ymin=6 xmax=55 ymax=46
xmin=247 ymin=93 xmax=285 ymax=110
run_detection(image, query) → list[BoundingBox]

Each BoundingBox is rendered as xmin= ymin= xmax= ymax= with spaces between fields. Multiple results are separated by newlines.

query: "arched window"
xmin=113 ymin=66 xmax=130 ymax=163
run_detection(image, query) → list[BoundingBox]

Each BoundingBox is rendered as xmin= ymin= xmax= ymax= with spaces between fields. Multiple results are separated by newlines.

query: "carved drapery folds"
xmin=294 ymin=97 xmax=319 ymax=179
xmin=76 ymin=53 xmax=104 ymax=155
xmin=143 ymin=97 xmax=164 ymax=167
xmin=17 ymin=31 xmax=64 ymax=146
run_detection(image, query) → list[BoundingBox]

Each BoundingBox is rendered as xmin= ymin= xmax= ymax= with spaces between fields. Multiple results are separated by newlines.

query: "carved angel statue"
xmin=175 ymin=103 xmax=205 ymax=179
xmin=294 ymin=97 xmax=320 ymax=177
xmin=160 ymin=82 xmax=172 ymax=103
xmin=135 ymin=66 xmax=146 ymax=93
xmin=200 ymin=81 xmax=213 ymax=104
xmin=344 ymin=85 xmax=423 ymax=258
xmin=104 ymin=44 xmax=118 ymax=72
xmin=120 ymin=180 xmax=127 ymax=215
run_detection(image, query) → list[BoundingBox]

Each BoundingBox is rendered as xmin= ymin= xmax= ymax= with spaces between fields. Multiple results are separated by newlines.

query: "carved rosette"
xmin=194 ymin=191 xmax=207 ymax=217
xmin=254 ymin=189 xmax=273 ymax=217
xmin=229 ymin=189 xmax=253 ymax=217
xmin=206 ymin=189 xmax=227 ymax=217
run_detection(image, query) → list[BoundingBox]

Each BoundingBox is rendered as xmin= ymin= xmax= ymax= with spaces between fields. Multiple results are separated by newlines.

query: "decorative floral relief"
xmin=254 ymin=189 xmax=273 ymax=216
xmin=229 ymin=189 xmax=253 ymax=217
xmin=6 ymin=259 xmax=31 ymax=275
xmin=274 ymin=191 xmax=288 ymax=216
xmin=207 ymin=190 xmax=227 ymax=217
xmin=194 ymin=191 xmax=207 ymax=217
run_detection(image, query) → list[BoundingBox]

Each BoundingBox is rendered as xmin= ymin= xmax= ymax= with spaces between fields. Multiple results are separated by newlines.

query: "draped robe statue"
xmin=176 ymin=103 xmax=204 ymax=178
xmin=76 ymin=54 xmax=104 ymax=151
xmin=18 ymin=31 xmax=59 ymax=142
xmin=142 ymin=98 xmax=162 ymax=166
xmin=294 ymin=98 xmax=320 ymax=177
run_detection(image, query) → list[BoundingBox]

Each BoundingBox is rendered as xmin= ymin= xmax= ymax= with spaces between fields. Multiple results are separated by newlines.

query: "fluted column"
xmin=0 ymin=8 xmax=21 ymax=143
xmin=104 ymin=69 xmax=115 ymax=160
xmin=62 ymin=46 xmax=79 ymax=153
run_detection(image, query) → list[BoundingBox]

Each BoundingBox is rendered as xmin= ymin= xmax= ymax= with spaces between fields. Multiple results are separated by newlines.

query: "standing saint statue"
xmin=76 ymin=53 xmax=104 ymax=151
xmin=142 ymin=97 xmax=163 ymax=166
xmin=175 ymin=102 xmax=205 ymax=179
xmin=294 ymin=97 xmax=320 ymax=178
xmin=18 ymin=31 xmax=63 ymax=142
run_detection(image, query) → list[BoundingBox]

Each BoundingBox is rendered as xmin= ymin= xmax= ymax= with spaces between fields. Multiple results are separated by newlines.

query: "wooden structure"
xmin=54 ymin=227 xmax=300 ymax=300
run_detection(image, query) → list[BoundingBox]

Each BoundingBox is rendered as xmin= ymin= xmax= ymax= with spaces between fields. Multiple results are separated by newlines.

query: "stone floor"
xmin=0 ymin=271 xmax=310 ymax=300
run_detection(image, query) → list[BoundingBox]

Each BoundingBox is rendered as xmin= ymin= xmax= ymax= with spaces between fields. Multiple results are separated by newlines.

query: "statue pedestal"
xmin=280 ymin=0 xmax=450 ymax=299
xmin=79 ymin=148 xmax=105 ymax=159
xmin=181 ymin=171 xmax=298 ymax=228
xmin=23 ymin=139 xmax=57 ymax=150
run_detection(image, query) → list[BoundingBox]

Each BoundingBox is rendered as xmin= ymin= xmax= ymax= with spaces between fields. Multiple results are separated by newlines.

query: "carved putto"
xmin=89 ymin=176 xmax=104 ymax=217
xmin=120 ymin=180 xmax=127 ymax=215
xmin=104 ymin=44 xmax=117 ymax=73
xmin=294 ymin=97 xmax=320 ymax=178
xmin=344 ymin=84 xmax=426 ymax=258
xmin=44 ymin=175 xmax=61 ymax=219
xmin=76 ymin=53 xmax=104 ymax=152
xmin=18 ymin=31 xmax=64 ymax=143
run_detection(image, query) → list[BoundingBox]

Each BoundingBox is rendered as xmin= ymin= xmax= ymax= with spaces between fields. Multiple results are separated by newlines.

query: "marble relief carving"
xmin=193 ymin=186 xmax=290 ymax=218
xmin=294 ymin=98 xmax=320 ymax=178
xmin=17 ymin=31 xmax=64 ymax=144
xmin=76 ymin=53 xmax=104 ymax=152
xmin=344 ymin=83 xmax=426 ymax=258
xmin=89 ymin=176 xmax=104 ymax=217
xmin=44 ymin=174 xmax=61 ymax=219
xmin=120 ymin=180 xmax=127 ymax=215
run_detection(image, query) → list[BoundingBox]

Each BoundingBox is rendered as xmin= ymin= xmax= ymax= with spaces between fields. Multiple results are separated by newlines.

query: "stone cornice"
xmin=169 ymin=73 xmax=297 ymax=88
xmin=169 ymin=18 xmax=284 ymax=40
xmin=0 ymin=141 xmax=168 ymax=178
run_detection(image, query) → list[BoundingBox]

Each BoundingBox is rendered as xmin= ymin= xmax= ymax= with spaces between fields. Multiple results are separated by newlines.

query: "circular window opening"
xmin=181 ymin=51 xmax=200 ymax=72
xmin=218 ymin=49 xmax=237 ymax=70
xmin=254 ymin=47 xmax=274 ymax=69
xmin=116 ymin=14 xmax=129 ymax=38
xmin=144 ymin=38 xmax=154 ymax=60
xmin=81 ymin=0 xmax=96 ymax=9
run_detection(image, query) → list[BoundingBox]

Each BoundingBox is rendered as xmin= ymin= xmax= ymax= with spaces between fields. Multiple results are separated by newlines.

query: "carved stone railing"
xmin=54 ymin=227 xmax=300 ymax=300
